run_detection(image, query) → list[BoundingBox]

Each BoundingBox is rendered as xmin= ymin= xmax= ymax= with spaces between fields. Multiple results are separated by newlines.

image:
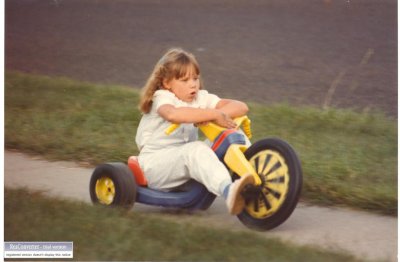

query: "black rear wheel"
xmin=89 ymin=163 xmax=137 ymax=209
xmin=237 ymin=138 xmax=302 ymax=231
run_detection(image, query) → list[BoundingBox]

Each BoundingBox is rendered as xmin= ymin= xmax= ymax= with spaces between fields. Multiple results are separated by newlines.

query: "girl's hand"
xmin=195 ymin=121 xmax=210 ymax=127
xmin=214 ymin=111 xmax=237 ymax=129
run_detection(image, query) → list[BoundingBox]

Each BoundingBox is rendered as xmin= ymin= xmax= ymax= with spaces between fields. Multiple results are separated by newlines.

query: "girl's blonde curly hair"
xmin=139 ymin=48 xmax=203 ymax=113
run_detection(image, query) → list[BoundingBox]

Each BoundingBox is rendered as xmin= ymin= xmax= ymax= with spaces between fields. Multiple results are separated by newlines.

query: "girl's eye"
xmin=179 ymin=76 xmax=199 ymax=82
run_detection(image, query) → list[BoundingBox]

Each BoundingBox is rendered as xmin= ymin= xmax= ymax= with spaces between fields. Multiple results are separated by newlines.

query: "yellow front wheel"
xmin=236 ymin=138 xmax=303 ymax=231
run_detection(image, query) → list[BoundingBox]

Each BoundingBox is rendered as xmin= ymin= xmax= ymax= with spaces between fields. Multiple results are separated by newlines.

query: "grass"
xmin=249 ymin=104 xmax=397 ymax=215
xmin=4 ymin=188 xmax=360 ymax=261
xmin=5 ymin=71 xmax=397 ymax=215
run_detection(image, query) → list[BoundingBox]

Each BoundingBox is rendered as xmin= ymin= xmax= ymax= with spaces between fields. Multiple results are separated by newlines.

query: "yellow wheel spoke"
xmin=265 ymin=165 xmax=287 ymax=181
xmin=265 ymin=182 xmax=285 ymax=193
xmin=261 ymin=155 xmax=280 ymax=176
xmin=253 ymin=153 xmax=268 ymax=174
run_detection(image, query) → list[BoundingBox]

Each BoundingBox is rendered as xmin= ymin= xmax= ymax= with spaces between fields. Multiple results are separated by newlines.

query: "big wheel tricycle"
xmin=89 ymin=116 xmax=302 ymax=231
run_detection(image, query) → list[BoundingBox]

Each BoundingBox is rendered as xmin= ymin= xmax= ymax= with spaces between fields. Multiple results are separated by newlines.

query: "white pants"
xmin=138 ymin=141 xmax=232 ymax=196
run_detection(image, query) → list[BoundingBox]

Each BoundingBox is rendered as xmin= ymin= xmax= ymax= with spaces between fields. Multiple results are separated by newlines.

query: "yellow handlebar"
xmin=239 ymin=116 xmax=252 ymax=139
xmin=164 ymin=115 xmax=252 ymax=140
xmin=164 ymin=123 xmax=180 ymax=135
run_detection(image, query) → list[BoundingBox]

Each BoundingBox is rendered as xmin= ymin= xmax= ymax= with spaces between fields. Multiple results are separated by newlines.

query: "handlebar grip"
xmin=164 ymin=123 xmax=180 ymax=135
xmin=242 ymin=117 xmax=252 ymax=139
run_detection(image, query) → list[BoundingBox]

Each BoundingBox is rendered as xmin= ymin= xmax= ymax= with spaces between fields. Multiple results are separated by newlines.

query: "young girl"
xmin=136 ymin=48 xmax=254 ymax=215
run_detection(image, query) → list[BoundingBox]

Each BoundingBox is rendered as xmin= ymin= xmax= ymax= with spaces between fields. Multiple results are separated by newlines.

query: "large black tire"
xmin=237 ymin=138 xmax=302 ymax=231
xmin=89 ymin=163 xmax=137 ymax=209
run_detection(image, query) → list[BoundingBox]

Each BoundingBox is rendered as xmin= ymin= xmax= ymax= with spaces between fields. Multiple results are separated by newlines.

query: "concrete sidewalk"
xmin=4 ymin=151 xmax=398 ymax=261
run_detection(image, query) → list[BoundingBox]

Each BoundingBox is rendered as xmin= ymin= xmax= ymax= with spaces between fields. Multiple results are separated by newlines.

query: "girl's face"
xmin=163 ymin=69 xmax=200 ymax=102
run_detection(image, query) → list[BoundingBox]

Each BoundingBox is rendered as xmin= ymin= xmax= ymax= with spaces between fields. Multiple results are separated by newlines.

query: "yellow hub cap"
xmin=245 ymin=150 xmax=290 ymax=218
xmin=95 ymin=177 xmax=116 ymax=205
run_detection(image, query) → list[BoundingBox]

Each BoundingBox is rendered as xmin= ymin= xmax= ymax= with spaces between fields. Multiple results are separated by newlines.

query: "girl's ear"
xmin=162 ymin=79 xmax=170 ymax=90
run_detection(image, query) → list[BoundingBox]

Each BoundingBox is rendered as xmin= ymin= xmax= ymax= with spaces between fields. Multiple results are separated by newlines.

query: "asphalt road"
xmin=5 ymin=0 xmax=397 ymax=116
xmin=4 ymin=151 xmax=398 ymax=262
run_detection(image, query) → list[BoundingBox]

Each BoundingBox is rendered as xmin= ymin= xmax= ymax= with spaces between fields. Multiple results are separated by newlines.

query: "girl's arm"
xmin=158 ymin=104 xmax=237 ymax=128
xmin=215 ymin=99 xmax=249 ymax=118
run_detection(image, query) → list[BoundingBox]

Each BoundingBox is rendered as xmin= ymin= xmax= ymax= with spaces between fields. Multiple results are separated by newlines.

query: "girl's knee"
xmin=191 ymin=141 xmax=213 ymax=152
xmin=184 ymin=141 xmax=215 ymax=159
